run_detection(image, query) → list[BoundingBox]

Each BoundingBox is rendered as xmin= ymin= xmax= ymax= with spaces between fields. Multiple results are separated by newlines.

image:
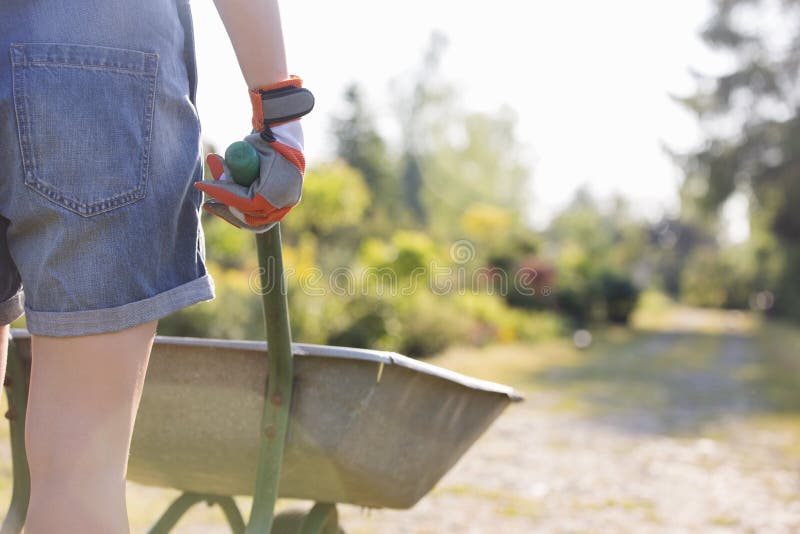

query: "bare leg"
xmin=0 ymin=324 xmax=8 ymax=402
xmin=23 ymin=320 xmax=157 ymax=534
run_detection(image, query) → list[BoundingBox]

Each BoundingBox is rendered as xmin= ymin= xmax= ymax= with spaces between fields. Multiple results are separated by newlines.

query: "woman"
xmin=0 ymin=0 xmax=309 ymax=531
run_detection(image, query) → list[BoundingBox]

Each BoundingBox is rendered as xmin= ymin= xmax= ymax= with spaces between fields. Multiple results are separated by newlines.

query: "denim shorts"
xmin=0 ymin=0 xmax=215 ymax=336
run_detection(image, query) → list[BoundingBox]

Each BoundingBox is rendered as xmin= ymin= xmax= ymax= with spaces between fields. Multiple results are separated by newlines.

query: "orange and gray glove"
xmin=195 ymin=76 xmax=314 ymax=232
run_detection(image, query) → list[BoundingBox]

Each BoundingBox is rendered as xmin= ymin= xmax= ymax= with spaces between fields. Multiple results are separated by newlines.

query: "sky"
xmin=189 ymin=0 xmax=747 ymax=237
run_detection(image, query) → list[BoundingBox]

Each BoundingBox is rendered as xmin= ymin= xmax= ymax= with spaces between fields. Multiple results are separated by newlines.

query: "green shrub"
xmin=555 ymin=286 xmax=594 ymax=327
xmin=599 ymin=271 xmax=640 ymax=324
xmin=454 ymin=293 xmax=563 ymax=344
xmin=326 ymin=295 xmax=395 ymax=350
xmin=284 ymin=161 xmax=371 ymax=236
xmin=201 ymin=213 xmax=256 ymax=271
xmin=392 ymin=293 xmax=472 ymax=357
xmin=158 ymin=265 xmax=263 ymax=340
xmin=358 ymin=230 xmax=439 ymax=278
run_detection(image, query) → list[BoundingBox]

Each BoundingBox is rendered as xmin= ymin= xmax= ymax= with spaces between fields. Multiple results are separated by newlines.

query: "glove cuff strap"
xmin=249 ymin=75 xmax=315 ymax=133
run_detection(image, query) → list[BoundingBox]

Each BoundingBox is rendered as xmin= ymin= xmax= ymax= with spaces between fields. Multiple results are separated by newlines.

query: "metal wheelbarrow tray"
xmin=8 ymin=331 xmax=522 ymax=510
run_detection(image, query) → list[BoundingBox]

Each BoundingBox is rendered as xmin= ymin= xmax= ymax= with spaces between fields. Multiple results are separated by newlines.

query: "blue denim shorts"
xmin=0 ymin=0 xmax=215 ymax=336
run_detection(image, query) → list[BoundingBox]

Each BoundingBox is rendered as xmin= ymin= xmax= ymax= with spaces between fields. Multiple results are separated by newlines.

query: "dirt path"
xmin=334 ymin=330 xmax=800 ymax=533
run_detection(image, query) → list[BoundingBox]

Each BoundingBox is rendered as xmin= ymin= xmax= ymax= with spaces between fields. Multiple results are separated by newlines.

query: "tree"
xmin=391 ymin=31 xmax=452 ymax=226
xmin=331 ymin=84 xmax=399 ymax=226
xmin=423 ymin=108 xmax=532 ymax=238
xmin=677 ymin=0 xmax=800 ymax=318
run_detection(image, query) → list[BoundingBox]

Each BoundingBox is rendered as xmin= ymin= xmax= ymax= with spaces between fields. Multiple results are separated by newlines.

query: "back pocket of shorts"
xmin=11 ymin=43 xmax=159 ymax=216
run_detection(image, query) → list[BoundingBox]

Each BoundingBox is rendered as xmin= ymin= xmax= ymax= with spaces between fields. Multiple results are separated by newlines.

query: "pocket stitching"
xmin=11 ymin=43 xmax=160 ymax=217
xmin=11 ymin=42 xmax=158 ymax=74
xmin=20 ymin=63 xmax=156 ymax=76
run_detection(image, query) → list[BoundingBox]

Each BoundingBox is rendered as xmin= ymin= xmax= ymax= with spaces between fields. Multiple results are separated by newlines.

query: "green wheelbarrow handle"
xmin=246 ymin=224 xmax=295 ymax=533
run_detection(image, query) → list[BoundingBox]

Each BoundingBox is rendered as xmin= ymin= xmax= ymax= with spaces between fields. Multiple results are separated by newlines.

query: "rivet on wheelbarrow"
xmin=3 ymin=375 xmax=11 ymax=387
xmin=271 ymin=393 xmax=282 ymax=407
xmin=4 ymin=408 xmax=15 ymax=421
xmin=264 ymin=425 xmax=277 ymax=440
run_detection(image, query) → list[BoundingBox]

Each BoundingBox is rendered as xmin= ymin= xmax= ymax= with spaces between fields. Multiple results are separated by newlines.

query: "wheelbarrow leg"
xmin=215 ymin=496 xmax=247 ymax=533
xmin=148 ymin=492 xmax=207 ymax=533
xmin=1 ymin=339 xmax=31 ymax=534
xmin=148 ymin=492 xmax=245 ymax=534
xmin=246 ymin=224 xmax=295 ymax=533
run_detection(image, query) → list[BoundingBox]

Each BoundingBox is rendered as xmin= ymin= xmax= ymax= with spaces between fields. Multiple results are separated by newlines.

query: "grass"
xmin=432 ymin=304 xmax=800 ymax=439
xmin=710 ymin=515 xmax=740 ymax=527
xmin=750 ymin=321 xmax=800 ymax=413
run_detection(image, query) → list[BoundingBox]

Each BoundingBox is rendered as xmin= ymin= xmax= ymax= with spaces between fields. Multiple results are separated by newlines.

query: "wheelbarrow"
xmin=1 ymin=225 xmax=523 ymax=533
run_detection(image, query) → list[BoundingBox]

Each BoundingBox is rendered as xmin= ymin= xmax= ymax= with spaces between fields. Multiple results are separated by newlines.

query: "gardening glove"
xmin=195 ymin=76 xmax=314 ymax=233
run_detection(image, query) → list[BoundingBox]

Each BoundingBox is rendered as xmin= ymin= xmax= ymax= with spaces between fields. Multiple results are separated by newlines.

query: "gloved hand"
xmin=195 ymin=76 xmax=314 ymax=232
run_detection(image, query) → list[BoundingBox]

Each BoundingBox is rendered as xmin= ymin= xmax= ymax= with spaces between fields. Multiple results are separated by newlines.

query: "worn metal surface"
xmin=9 ymin=330 xmax=521 ymax=509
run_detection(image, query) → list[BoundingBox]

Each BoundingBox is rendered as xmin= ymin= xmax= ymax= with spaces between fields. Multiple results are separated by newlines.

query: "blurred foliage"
xmin=545 ymin=190 xmax=643 ymax=326
xmin=284 ymin=161 xmax=371 ymax=237
xmin=331 ymin=84 xmax=401 ymax=232
xmin=600 ymin=271 xmax=640 ymax=325
xmin=161 ymin=23 xmax=800 ymax=357
xmin=675 ymin=0 xmax=800 ymax=319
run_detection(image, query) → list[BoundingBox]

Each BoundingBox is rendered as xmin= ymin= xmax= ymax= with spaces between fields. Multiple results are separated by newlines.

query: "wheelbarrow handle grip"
xmin=224 ymin=141 xmax=260 ymax=187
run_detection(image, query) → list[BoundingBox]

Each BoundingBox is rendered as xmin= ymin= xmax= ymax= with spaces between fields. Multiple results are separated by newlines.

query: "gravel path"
xmin=335 ymin=331 xmax=800 ymax=533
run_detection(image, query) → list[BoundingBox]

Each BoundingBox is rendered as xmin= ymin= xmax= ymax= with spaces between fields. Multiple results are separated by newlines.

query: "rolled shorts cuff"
xmin=0 ymin=291 xmax=24 ymax=325
xmin=25 ymin=274 xmax=215 ymax=337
